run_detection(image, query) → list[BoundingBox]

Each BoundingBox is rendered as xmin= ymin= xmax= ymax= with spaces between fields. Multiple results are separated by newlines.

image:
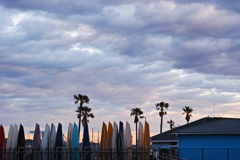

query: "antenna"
xmin=213 ymin=102 xmax=215 ymax=117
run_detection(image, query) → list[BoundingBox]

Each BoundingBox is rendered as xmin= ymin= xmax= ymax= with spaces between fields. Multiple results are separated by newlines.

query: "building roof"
xmin=151 ymin=117 xmax=239 ymax=142
xmin=172 ymin=118 xmax=240 ymax=134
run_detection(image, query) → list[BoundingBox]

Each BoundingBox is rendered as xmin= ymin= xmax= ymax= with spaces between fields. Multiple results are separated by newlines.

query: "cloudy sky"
xmin=1 ymin=0 xmax=240 ymax=143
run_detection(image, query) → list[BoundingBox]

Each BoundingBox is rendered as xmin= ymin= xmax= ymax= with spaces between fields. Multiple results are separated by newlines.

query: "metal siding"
xmin=152 ymin=142 xmax=171 ymax=149
xmin=212 ymin=135 xmax=231 ymax=148
xmin=178 ymin=134 xmax=240 ymax=160
xmin=230 ymin=135 xmax=240 ymax=148
xmin=179 ymin=135 xmax=213 ymax=148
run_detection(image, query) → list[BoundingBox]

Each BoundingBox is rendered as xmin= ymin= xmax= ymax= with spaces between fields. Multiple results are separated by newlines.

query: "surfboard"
xmin=66 ymin=123 xmax=73 ymax=148
xmin=6 ymin=124 xmax=13 ymax=160
xmin=138 ymin=121 xmax=144 ymax=160
xmin=6 ymin=124 xmax=13 ymax=149
xmin=17 ymin=124 xmax=25 ymax=160
xmin=42 ymin=123 xmax=50 ymax=148
xmin=11 ymin=124 xmax=18 ymax=149
xmin=49 ymin=123 xmax=56 ymax=160
xmin=71 ymin=123 xmax=79 ymax=160
xmin=55 ymin=123 xmax=63 ymax=160
xmin=0 ymin=125 xmax=6 ymax=160
xmin=118 ymin=121 xmax=124 ymax=160
xmin=111 ymin=122 xmax=118 ymax=159
xmin=33 ymin=123 xmax=41 ymax=160
xmin=11 ymin=124 xmax=18 ymax=160
xmin=124 ymin=121 xmax=132 ymax=160
xmin=82 ymin=122 xmax=90 ymax=160
xmin=106 ymin=122 xmax=113 ymax=160
xmin=111 ymin=122 xmax=118 ymax=149
xmin=42 ymin=123 xmax=50 ymax=160
xmin=144 ymin=121 xmax=150 ymax=160
xmin=49 ymin=123 xmax=56 ymax=148
xmin=100 ymin=122 xmax=107 ymax=160
xmin=65 ymin=122 xmax=73 ymax=160
xmin=33 ymin=123 xmax=41 ymax=147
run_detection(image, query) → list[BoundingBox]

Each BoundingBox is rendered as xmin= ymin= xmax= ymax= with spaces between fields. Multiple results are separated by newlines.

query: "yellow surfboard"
xmin=144 ymin=121 xmax=150 ymax=160
xmin=106 ymin=122 xmax=113 ymax=160
xmin=100 ymin=122 xmax=107 ymax=160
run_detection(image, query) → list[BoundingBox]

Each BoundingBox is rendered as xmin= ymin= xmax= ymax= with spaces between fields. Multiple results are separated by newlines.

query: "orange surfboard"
xmin=100 ymin=122 xmax=107 ymax=160
xmin=144 ymin=121 xmax=150 ymax=160
xmin=106 ymin=122 xmax=113 ymax=160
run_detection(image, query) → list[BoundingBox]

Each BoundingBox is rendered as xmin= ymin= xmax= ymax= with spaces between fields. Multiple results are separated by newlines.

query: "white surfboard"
xmin=49 ymin=123 xmax=56 ymax=149
xmin=6 ymin=124 xmax=13 ymax=160
xmin=111 ymin=122 xmax=118 ymax=149
xmin=138 ymin=121 xmax=144 ymax=160
xmin=124 ymin=121 xmax=132 ymax=160
xmin=42 ymin=123 xmax=50 ymax=149
xmin=11 ymin=124 xmax=18 ymax=149
xmin=42 ymin=123 xmax=50 ymax=160
xmin=138 ymin=121 xmax=143 ymax=149
xmin=65 ymin=122 xmax=73 ymax=160
xmin=6 ymin=124 xmax=13 ymax=149
xmin=111 ymin=122 xmax=118 ymax=159
xmin=66 ymin=122 xmax=73 ymax=148
xmin=49 ymin=123 xmax=56 ymax=160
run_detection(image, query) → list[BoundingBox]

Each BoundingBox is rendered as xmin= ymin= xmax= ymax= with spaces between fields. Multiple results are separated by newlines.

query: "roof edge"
xmin=151 ymin=140 xmax=178 ymax=143
xmin=173 ymin=132 xmax=240 ymax=135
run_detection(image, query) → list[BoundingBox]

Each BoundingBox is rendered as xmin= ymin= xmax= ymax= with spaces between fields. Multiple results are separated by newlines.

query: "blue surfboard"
xmin=71 ymin=123 xmax=79 ymax=160
xmin=118 ymin=121 xmax=123 ymax=160
xmin=55 ymin=123 xmax=63 ymax=160
xmin=82 ymin=123 xmax=91 ymax=160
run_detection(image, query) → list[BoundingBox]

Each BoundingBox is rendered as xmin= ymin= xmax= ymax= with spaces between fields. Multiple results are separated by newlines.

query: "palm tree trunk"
xmin=78 ymin=102 xmax=83 ymax=140
xmin=136 ymin=121 xmax=138 ymax=159
xmin=160 ymin=116 xmax=163 ymax=134
xmin=78 ymin=116 xmax=81 ymax=139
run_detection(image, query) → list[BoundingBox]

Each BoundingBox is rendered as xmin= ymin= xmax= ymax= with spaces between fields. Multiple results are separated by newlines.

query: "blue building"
xmin=172 ymin=118 xmax=240 ymax=160
xmin=151 ymin=117 xmax=240 ymax=160
xmin=151 ymin=117 xmax=219 ymax=149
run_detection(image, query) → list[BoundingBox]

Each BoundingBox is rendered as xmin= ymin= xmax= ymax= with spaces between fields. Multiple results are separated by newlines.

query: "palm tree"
xmin=155 ymin=101 xmax=169 ymax=134
xmin=130 ymin=108 xmax=143 ymax=152
xmin=74 ymin=94 xmax=90 ymax=137
xmin=78 ymin=106 xmax=95 ymax=126
xmin=167 ymin=119 xmax=175 ymax=130
xmin=182 ymin=106 xmax=193 ymax=124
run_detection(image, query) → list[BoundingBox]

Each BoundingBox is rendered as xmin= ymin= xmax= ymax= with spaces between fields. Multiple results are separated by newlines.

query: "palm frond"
xmin=73 ymin=95 xmax=78 ymax=100
xmin=164 ymin=103 xmax=169 ymax=108
xmin=160 ymin=102 xmax=164 ymax=107
xmin=78 ymin=94 xmax=82 ymax=99
xmin=83 ymin=95 xmax=90 ymax=103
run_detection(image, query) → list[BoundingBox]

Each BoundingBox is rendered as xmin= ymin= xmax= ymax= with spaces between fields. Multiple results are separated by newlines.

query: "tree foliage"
xmin=74 ymin=94 xmax=90 ymax=135
xmin=167 ymin=119 xmax=175 ymax=130
xmin=156 ymin=101 xmax=169 ymax=134
xmin=182 ymin=106 xmax=193 ymax=124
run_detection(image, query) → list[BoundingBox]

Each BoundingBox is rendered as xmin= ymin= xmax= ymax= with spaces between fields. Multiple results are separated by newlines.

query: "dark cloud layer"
xmin=1 ymin=0 xmax=240 ymax=138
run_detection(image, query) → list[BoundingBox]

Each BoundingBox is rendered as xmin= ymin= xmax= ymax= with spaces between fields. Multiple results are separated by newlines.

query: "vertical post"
xmin=92 ymin=128 xmax=93 ymax=147
xmin=227 ymin=148 xmax=229 ymax=160
xmin=98 ymin=130 xmax=99 ymax=145
xmin=202 ymin=148 xmax=204 ymax=160
xmin=177 ymin=148 xmax=179 ymax=160
xmin=135 ymin=122 xmax=138 ymax=160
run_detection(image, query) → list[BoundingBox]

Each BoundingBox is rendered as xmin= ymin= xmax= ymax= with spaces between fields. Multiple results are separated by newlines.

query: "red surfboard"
xmin=0 ymin=125 xmax=6 ymax=160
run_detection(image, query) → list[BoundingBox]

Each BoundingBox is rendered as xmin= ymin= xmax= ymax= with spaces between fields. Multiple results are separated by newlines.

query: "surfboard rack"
xmin=0 ymin=146 xmax=168 ymax=160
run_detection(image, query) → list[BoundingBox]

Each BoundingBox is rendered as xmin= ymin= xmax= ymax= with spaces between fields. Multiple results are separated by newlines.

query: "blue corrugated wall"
xmin=178 ymin=134 xmax=240 ymax=160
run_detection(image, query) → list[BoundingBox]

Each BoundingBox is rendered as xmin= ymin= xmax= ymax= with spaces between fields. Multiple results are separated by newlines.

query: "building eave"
xmin=151 ymin=140 xmax=178 ymax=143
xmin=172 ymin=132 xmax=240 ymax=135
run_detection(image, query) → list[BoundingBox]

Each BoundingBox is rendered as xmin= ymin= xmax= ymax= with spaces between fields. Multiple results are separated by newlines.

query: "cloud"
xmin=1 ymin=0 xmax=240 ymax=141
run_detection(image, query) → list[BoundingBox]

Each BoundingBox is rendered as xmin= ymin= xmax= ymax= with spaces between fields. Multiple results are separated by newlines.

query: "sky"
xmin=1 ymin=0 xmax=240 ymax=143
